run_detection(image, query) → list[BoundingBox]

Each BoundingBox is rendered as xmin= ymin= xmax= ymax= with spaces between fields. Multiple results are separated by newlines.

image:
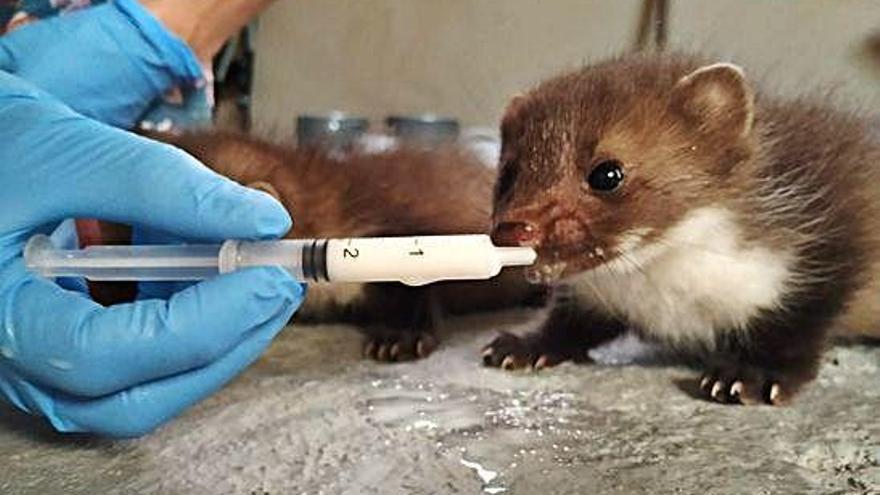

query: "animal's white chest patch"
xmin=572 ymin=207 xmax=792 ymax=345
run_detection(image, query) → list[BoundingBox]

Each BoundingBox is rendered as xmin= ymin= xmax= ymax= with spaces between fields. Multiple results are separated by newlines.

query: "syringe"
xmin=24 ymin=234 xmax=536 ymax=286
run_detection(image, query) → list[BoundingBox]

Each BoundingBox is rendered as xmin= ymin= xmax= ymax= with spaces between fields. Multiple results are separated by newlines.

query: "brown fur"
xmin=163 ymin=132 xmax=494 ymax=238
xmin=485 ymin=52 xmax=880 ymax=404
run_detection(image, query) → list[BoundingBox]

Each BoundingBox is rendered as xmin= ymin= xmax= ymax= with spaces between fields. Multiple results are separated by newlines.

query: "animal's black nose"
xmin=491 ymin=221 xmax=541 ymax=247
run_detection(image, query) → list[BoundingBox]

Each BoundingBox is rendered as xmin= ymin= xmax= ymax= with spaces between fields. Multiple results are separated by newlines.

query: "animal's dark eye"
xmin=586 ymin=160 xmax=624 ymax=192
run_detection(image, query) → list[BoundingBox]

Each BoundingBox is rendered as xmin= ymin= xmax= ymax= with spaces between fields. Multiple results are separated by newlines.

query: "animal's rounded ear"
xmin=500 ymin=93 xmax=527 ymax=130
xmin=501 ymin=93 xmax=527 ymax=141
xmin=246 ymin=180 xmax=282 ymax=202
xmin=669 ymin=63 xmax=754 ymax=139
xmin=503 ymin=92 xmax=527 ymax=115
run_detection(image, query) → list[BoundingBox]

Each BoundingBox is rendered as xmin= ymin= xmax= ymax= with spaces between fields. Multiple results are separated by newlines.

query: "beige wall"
xmin=251 ymin=1 xmax=880 ymax=137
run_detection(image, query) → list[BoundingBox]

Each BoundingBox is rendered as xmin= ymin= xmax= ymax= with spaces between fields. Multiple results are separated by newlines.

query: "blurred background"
xmin=221 ymin=0 xmax=880 ymax=138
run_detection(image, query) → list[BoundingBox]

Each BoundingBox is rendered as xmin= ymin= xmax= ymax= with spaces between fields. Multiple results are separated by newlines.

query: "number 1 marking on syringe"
xmin=409 ymin=238 xmax=424 ymax=257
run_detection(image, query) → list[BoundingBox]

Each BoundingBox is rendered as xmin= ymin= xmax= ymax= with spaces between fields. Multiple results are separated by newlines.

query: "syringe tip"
xmin=495 ymin=246 xmax=537 ymax=267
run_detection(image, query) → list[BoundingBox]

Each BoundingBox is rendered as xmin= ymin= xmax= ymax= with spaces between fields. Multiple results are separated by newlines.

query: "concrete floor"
xmin=0 ymin=309 xmax=878 ymax=494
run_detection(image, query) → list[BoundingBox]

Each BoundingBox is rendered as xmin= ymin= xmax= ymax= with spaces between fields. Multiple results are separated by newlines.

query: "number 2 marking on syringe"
xmin=342 ymin=239 xmax=359 ymax=259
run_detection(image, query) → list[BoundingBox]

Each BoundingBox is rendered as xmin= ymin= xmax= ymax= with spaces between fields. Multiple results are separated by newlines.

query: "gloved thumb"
xmin=71 ymin=127 xmax=291 ymax=241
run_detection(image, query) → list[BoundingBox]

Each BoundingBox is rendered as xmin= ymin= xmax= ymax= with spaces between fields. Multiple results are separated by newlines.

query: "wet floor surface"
xmin=1 ymin=309 xmax=878 ymax=494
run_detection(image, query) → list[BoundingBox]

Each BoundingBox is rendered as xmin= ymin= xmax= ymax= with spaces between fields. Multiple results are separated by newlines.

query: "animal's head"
xmin=491 ymin=54 xmax=757 ymax=282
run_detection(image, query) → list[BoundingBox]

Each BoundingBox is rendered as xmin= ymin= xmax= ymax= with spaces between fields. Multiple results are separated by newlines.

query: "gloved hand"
xmin=0 ymin=0 xmax=202 ymax=128
xmin=0 ymin=71 xmax=304 ymax=438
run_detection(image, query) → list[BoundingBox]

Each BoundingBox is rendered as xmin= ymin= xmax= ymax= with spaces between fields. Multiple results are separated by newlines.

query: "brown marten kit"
xmin=118 ymin=132 xmax=540 ymax=361
xmin=484 ymin=52 xmax=880 ymax=405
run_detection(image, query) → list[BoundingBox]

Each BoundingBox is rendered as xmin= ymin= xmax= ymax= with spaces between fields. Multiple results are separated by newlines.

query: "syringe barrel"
xmin=24 ymin=234 xmax=222 ymax=281
xmin=25 ymin=234 xmax=536 ymax=285
xmin=218 ymin=239 xmax=309 ymax=281
xmin=325 ymin=235 xmax=504 ymax=286
xmin=222 ymin=236 xmax=507 ymax=285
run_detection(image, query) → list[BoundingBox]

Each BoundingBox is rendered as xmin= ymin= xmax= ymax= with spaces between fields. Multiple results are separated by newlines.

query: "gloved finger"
xmin=0 ymin=0 xmax=202 ymax=127
xmin=54 ymin=276 xmax=90 ymax=295
xmin=45 ymin=121 xmax=290 ymax=241
xmin=136 ymin=280 xmax=194 ymax=301
xmin=0 ymin=308 xmax=291 ymax=438
xmin=2 ymin=262 xmax=302 ymax=398
xmin=0 ymin=87 xmax=290 ymax=241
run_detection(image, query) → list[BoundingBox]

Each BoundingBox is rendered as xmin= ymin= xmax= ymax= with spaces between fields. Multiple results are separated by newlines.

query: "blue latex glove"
xmin=0 ymin=71 xmax=304 ymax=438
xmin=0 ymin=0 xmax=202 ymax=128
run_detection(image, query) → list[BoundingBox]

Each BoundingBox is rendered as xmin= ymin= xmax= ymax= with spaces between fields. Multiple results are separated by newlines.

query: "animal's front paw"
xmin=699 ymin=366 xmax=800 ymax=406
xmin=363 ymin=331 xmax=437 ymax=362
xmin=481 ymin=332 xmax=569 ymax=371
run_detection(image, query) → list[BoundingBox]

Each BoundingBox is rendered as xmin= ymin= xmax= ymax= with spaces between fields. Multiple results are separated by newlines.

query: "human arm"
xmin=140 ymin=0 xmax=274 ymax=63
xmin=0 ymin=0 xmax=274 ymax=127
